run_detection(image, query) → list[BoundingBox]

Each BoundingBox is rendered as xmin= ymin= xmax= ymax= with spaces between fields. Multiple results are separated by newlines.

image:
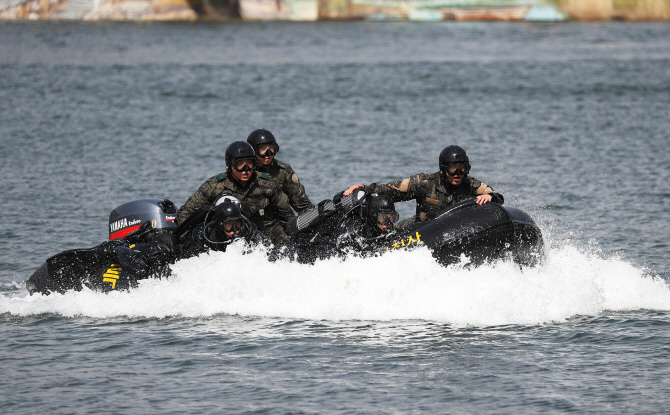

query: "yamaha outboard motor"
xmin=28 ymin=198 xmax=178 ymax=295
xmin=109 ymin=199 xmax=177 ymax=240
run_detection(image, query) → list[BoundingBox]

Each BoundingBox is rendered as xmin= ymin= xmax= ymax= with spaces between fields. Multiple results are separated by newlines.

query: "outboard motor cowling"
xmin=109 ymin=199 xmax=177 ymax=240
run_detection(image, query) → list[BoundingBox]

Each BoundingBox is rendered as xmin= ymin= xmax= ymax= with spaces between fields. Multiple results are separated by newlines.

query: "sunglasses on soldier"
xmin=445 ymin=162 xmax=469 ymax=176
xmin=233 ymin=158 xmax=256 ymax=172
xmin=257 ymin=143 xmax=278 ymax=158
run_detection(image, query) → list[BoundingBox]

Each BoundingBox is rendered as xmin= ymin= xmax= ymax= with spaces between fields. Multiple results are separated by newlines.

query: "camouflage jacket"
xmin=176 ymin=171 xmax=294 ymax=246
xmin=257 ymin=159 xmax=314 ymax=214
xmin=365 ymin=172 xmax=503 ymax=223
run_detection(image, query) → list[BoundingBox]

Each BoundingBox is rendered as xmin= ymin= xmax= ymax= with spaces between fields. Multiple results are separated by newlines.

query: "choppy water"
xmin=1 ymin=21 xmax=670 ymax=413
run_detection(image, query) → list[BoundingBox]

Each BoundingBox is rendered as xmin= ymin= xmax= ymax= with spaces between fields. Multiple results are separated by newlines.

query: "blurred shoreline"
xmin=1 ymin=0 xmax=668 ymax=23
xmin=556 ymin=0 xmax=670 ymax=20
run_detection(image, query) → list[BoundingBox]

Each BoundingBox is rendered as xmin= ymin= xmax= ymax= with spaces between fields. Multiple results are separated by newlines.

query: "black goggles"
xmin=445 ymin=162 xmax=469 ymax=176
xmin=377 ymin=212 xmax=399 ymax=225
xmin=233 ymin=158 xmax=257 ymax=172
xmin=256 ymin=143 xmax=278 ymax=158
xmin=222 ymin=219 xmax=242 ymax=232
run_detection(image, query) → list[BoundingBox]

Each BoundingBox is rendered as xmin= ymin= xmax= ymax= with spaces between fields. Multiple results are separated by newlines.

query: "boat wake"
xmin=2 ymin=242 xmax=669 ymax=326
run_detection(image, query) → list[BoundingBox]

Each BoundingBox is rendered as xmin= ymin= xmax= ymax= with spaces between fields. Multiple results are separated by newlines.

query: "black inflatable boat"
xmin=391 ymin=199 xmax=543 ymax=266
xmin=27 ymin=192 xmax=543 ymax=295
xmin=287 ymin=191 xmax=544 ymax=267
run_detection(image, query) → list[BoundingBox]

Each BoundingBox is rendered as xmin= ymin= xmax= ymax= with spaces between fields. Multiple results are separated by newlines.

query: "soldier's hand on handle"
xmin=343 ymin=184 xmax=364 ymax=196
xmin=476 ymin=194 xmax=492 ymax=205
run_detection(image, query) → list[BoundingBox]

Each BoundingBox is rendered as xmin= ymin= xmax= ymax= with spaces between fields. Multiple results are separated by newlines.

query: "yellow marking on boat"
xmin=103 ymin=264 xmax=122 ymax=289
xmin=102 ymin=278 xmax=117 ymax=289
xmin=387 ymin=232 xmax=422 ymax=252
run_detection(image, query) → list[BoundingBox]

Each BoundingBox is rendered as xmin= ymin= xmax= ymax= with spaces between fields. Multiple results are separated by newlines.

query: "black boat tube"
xmin=382 ymin=199 xmax=543 ymax=267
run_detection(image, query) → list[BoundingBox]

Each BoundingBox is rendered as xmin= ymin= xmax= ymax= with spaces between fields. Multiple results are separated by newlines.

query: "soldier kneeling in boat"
xmin=344 ymin=145 xmax=503 ymax=228
xmin=176 ymin=141 xmax=294 ymax=247
xmin=247 ymin=128 xmax=314 ymax=215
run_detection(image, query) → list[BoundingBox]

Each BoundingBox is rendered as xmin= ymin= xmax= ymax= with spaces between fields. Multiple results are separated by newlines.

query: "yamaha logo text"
xmin=110 ymin=218 xmax=142 ymax=233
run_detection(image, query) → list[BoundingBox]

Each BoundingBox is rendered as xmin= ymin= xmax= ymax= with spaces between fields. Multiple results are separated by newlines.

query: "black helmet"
xmin=247 ymin=129 xmax=279 ymax=158
xmin=203 ymin=201 xmax=247 ymax=247
xmin=225 ymin=141 xmax=257 ymax=172
xmin=439 ymin=145 xmax=471 ymax=175
xmin=367 ymin=195 xmax=399 ymax=231
xmin=247 ymin=129 xmax=278 ymax=149
xmin=213 ymin=201 xmax=244 ymax=226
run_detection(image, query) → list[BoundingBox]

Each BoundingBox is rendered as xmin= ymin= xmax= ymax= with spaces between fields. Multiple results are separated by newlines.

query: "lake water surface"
xmin=1 ymin=20 xmax=670 ymax=414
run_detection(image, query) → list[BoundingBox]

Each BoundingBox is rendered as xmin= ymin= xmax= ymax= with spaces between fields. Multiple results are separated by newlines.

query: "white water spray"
xmin=2 ymin=243 xmax=669 ymax=326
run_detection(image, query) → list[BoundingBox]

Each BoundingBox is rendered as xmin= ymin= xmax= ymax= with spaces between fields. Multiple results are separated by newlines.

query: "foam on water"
xmin=2 ymin=242 xmax=669 ymax=326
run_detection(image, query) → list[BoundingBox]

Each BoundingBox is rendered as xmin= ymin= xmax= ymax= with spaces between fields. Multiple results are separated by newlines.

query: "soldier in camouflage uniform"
xmin=247 ymin=129 xmax=314 ymax=215
xmin=344 ymin=145 xmax=503 ymax=228
xmin=176 ymin=141 xmax=294 ymax=247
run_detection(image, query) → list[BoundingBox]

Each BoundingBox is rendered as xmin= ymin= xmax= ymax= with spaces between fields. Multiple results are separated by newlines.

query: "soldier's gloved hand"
xmin=99 ymin=239 xmax=126 ymax=256
xmin=115 ymin=246 xmax=149 ymax=276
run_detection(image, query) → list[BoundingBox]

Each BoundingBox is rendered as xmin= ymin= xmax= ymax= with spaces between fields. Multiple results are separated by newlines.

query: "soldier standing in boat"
xmin=176 ymin=141 xmax=294 ymax=247
xmin=246 ymin=129 xmax=314 ymax=215
xmin=343 ymin=145 xmax=503 ymax=228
